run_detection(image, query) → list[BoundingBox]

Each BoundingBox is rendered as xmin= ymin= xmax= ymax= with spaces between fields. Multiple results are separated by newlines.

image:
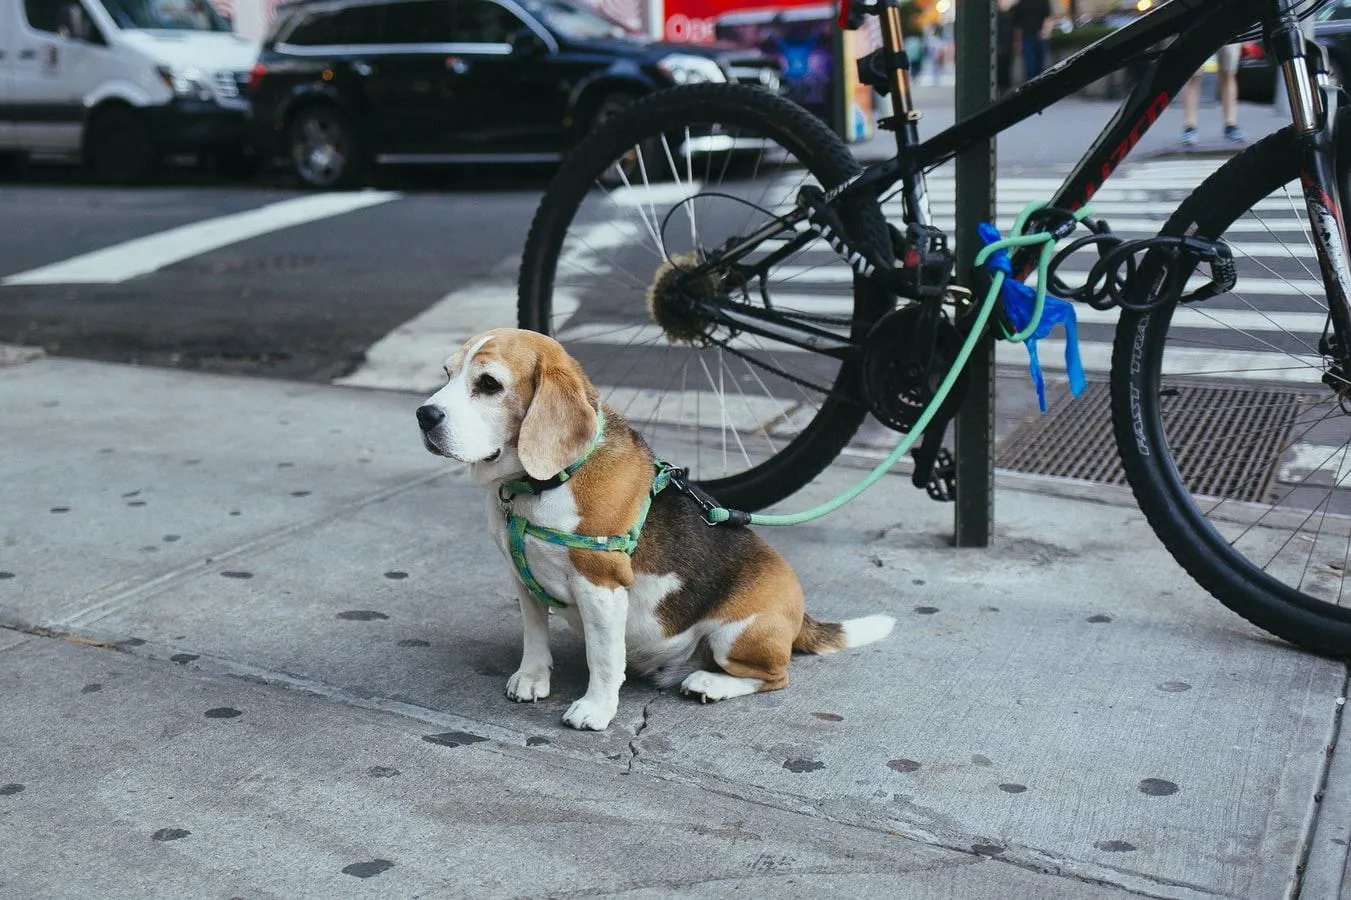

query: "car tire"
xmin=0 ymin=151 xmax=28 ymax=180
xmin=85 ymin=107 xmax=156 ymax=185
xmin=586 ymin=92 xmax=641 ymax=136
xmin=287 ymin=104 xmax=365 ymax=189
xmin=583 ymin=90 xmax=682 ymax=182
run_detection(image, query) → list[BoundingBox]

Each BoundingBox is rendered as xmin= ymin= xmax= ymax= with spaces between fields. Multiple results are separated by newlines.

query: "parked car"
xmin=1238 ymin=0 xmax=1351 ymax=104
xmin=0 ymin=0 xmax=258 ymax=183
xmin=246 ymin=0 xmax=784 ymax=188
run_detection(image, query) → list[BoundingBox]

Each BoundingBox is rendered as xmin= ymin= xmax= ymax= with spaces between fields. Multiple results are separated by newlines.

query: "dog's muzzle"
xmin=416 ymin=405 xmax=445 ymax=433
xmin=416 ymin=405 xmax=451 ymax=457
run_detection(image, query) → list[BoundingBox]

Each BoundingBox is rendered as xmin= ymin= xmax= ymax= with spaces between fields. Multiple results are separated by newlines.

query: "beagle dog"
xmin=416 ymin=327 xmax=895 ymax=731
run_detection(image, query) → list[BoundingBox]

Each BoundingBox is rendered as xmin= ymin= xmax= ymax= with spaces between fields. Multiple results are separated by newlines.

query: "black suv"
xmin=247 ymin=0 xmax=783 ymax=187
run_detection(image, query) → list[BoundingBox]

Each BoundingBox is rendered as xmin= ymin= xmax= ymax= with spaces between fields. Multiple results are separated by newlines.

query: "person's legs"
xmin=1022 ymin=33 xmax=1043 ymax=80
xmin=1180 ymin=72 xmax=1201 ymax=145
xmin=1218 ymin=43 xmax=1244 ymax=140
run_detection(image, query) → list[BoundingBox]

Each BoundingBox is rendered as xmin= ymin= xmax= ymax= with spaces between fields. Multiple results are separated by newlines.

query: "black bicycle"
xmin=518 ymin=0 xmax=1351 ymax=657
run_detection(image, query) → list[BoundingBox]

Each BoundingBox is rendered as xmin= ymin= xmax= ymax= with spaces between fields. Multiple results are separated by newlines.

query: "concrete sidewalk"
xmin=1 ymin=350 xmax=1348 ymax=899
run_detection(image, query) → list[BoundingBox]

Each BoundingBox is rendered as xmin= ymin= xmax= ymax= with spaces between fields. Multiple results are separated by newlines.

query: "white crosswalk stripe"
xmin=2 ymin=192 xmax=400 ymax=286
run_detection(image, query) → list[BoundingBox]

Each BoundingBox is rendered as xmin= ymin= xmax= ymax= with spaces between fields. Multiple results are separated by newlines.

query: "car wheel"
xmin=587 ymin=92 xmax=640 ymax=136
xmin=85 ymin=107 xmax=155 ymax=185
xmin=287 ymin=105 xmax=364 ymax=189
xmin=0 ymin=151 xmax=28 ymax=180
xmin=585 ymin=91 xmax=683 ymax=183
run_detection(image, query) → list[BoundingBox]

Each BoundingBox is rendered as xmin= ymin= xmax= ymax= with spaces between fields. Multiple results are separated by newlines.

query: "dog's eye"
xmin=475 ymin=374 xmax=503 ymax=396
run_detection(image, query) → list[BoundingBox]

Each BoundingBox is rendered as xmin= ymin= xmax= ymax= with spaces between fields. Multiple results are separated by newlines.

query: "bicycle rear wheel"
xmin=518 ymin=84 xmax=893 ymax=512
xmin=1112 ymin=124 xmax=1351 ymax=656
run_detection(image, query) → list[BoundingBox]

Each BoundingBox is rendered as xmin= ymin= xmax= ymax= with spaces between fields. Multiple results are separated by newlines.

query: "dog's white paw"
xmin=506 ymin=670 xmax=551 ymax=702
xmin=680 ymin=670 xmax=761 ymax=703
xmin=562 ymin=697 xmax=617 ymax=731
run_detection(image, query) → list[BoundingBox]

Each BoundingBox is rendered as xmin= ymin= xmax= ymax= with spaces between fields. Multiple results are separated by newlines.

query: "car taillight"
xmin=247 ymin=61 xmax=268 ymax=91
xmin=1240 ymin=40 xmax=1265 ymax=62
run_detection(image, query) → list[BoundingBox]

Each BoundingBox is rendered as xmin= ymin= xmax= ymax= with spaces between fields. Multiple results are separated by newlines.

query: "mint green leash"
xmin=701 ymin=201 xmax=1094 ymax=528
xmin=500 ymin=201 xmax=1091 ymax=603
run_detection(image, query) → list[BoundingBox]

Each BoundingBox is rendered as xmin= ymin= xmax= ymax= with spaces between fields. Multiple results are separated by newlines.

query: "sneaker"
xmin=1179 ymin=126 xmax=1199 ymax=146
xmin=1224 ymin=124 xmax=1246 ymax=142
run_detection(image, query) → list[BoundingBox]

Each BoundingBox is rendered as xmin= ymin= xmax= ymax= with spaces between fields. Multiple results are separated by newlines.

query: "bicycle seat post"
xmin=871 ymin=0 xmax=929 ymax=224
xmin=875 ymin=0 xmax=920 ymax=146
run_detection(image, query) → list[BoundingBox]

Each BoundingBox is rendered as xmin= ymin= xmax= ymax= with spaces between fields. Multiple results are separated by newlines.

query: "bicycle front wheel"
xmin=518 ymin=84 xmax=893 ymax=512
xmin=1112 ymin=124 xmax=1351 ymax=656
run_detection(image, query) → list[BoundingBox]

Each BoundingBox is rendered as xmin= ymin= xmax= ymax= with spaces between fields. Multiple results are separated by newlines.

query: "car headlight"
xmin=158 ymin=65 xmax=211 ymax=101
xmin=657 ymin=54 xmax=727 ymax=85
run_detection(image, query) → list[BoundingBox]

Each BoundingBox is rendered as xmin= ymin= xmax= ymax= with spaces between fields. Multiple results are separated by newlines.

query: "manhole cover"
xmin=998 ymin=380 xmax=1304 ymax=503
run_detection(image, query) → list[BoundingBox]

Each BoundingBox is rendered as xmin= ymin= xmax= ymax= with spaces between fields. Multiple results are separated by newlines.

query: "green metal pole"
xmin=952 ymin=0 xmax=997 ymax=547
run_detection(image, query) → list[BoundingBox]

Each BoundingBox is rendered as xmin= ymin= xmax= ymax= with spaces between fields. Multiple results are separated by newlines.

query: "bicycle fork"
xmin=1270 ymin=1 xmax=1351 ymax=397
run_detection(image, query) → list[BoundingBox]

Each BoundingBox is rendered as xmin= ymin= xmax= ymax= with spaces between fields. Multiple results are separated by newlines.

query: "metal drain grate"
xmin=998 ymin=380 xmax=1304 ymax=503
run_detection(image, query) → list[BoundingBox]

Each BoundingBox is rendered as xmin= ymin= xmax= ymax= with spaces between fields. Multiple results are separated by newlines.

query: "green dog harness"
xmin=498 ymin=408 xmax=676 ymax=609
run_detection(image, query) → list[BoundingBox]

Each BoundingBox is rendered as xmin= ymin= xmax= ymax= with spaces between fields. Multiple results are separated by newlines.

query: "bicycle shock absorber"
xmin=797 ymin=184 xmax=955 ymax=300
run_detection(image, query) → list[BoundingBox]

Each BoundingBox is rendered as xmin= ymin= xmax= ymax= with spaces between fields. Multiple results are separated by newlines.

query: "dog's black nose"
xmin=416 ymin=405 xmax=445 ymax=432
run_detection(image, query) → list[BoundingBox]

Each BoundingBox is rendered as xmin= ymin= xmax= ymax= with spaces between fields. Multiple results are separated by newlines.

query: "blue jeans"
xmin=1022 ymin=34 xmax=1047 ymax=81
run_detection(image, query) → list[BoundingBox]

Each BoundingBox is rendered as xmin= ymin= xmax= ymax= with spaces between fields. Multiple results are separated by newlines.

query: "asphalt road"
xmin=0 ymin=161 xmax=555 ymax=382
xmin=0 ymin=83 xmax=1288 ymax=384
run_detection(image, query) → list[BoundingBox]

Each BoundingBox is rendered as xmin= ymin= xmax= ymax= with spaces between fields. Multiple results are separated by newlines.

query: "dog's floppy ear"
xmin=517 ymin=345 xmax=597 ymax=479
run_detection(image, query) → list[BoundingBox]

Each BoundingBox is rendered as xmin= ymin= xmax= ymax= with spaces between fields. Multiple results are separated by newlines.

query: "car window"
xmin=383 ymin=0 xmax=455 ymax=42
xmin=24 ymin=0 xmax=98 ymax=33
xmin=450 ymin=0 xmax=523 ymax=43
xmin=99 ymin=0 xmax=231 ymax=30
xmin=23 ymin=0 xmax=63 ymax=31
xmin=285 ymin=2 xmax=388 ymax=44
xmin=522 ymin=0 xmax=636 ymax=40
xmin=1318 ymin=0 xmax=1351 ymax=21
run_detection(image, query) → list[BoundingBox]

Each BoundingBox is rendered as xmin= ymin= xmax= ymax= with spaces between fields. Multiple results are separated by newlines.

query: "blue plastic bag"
xmin=977 ymin=222 xmax=1087 ymax=412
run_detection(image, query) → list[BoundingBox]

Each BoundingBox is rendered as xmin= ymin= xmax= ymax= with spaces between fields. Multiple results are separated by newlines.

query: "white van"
xmin=0 ymin=0 xmax=260 ymax=182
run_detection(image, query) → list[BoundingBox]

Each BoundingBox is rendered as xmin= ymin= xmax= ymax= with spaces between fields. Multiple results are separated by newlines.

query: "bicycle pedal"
xmin=925 ymin=447 xmax=956 ymax=503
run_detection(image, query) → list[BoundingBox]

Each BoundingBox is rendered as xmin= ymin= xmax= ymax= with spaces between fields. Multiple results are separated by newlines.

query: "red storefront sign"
xmin=662 ymin=0 xmax=819 ymax=42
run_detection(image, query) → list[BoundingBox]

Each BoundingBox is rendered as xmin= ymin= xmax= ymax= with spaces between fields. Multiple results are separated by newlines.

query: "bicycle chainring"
xmin=862 ymin=305 xmax=968 ymax=433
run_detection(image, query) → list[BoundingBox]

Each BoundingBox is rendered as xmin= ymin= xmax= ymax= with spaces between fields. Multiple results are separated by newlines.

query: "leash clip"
xmin=497 ymin=484 xmax=515 ymax=515
xmin=667 ymin=467 xmax=720 ymax=526
xmin=667 ymin=466 xmax=751 ymax=527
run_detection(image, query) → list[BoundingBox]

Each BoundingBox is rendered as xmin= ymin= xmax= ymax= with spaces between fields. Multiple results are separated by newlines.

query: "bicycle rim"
xmin=518 ymin=84 xmax=892 ymax=512
xmin=1113 ymin=125 xmax=1351 ymax=654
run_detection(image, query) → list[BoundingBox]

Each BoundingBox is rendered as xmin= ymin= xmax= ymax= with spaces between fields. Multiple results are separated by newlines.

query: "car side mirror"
xmin=509 ymin=28 xmax=548 ymax=57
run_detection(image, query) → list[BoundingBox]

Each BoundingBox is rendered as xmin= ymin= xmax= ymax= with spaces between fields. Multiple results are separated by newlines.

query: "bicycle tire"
xmin=1111 ymin=124 xmax=1351 ymax=657
xmin=518 ymin=83 xmax=894 ymax=512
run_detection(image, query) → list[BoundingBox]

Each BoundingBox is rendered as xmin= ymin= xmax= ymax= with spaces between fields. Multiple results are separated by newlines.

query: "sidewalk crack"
xmin=1292 ymin=664 xmax=1351 ymax=899
xmin=627 ymin=695 xmax=657 ymax=774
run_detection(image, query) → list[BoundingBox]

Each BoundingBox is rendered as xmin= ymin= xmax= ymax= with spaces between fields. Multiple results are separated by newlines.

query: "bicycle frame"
xmin=685 ymin=0 xmax=1351 ymax=378
xmin=895 ymin=0 xmax=1291 ymax=218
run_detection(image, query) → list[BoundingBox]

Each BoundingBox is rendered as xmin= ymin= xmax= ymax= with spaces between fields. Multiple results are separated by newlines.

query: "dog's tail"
xmin=793 ymin=613 xmax=895 ymax=654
